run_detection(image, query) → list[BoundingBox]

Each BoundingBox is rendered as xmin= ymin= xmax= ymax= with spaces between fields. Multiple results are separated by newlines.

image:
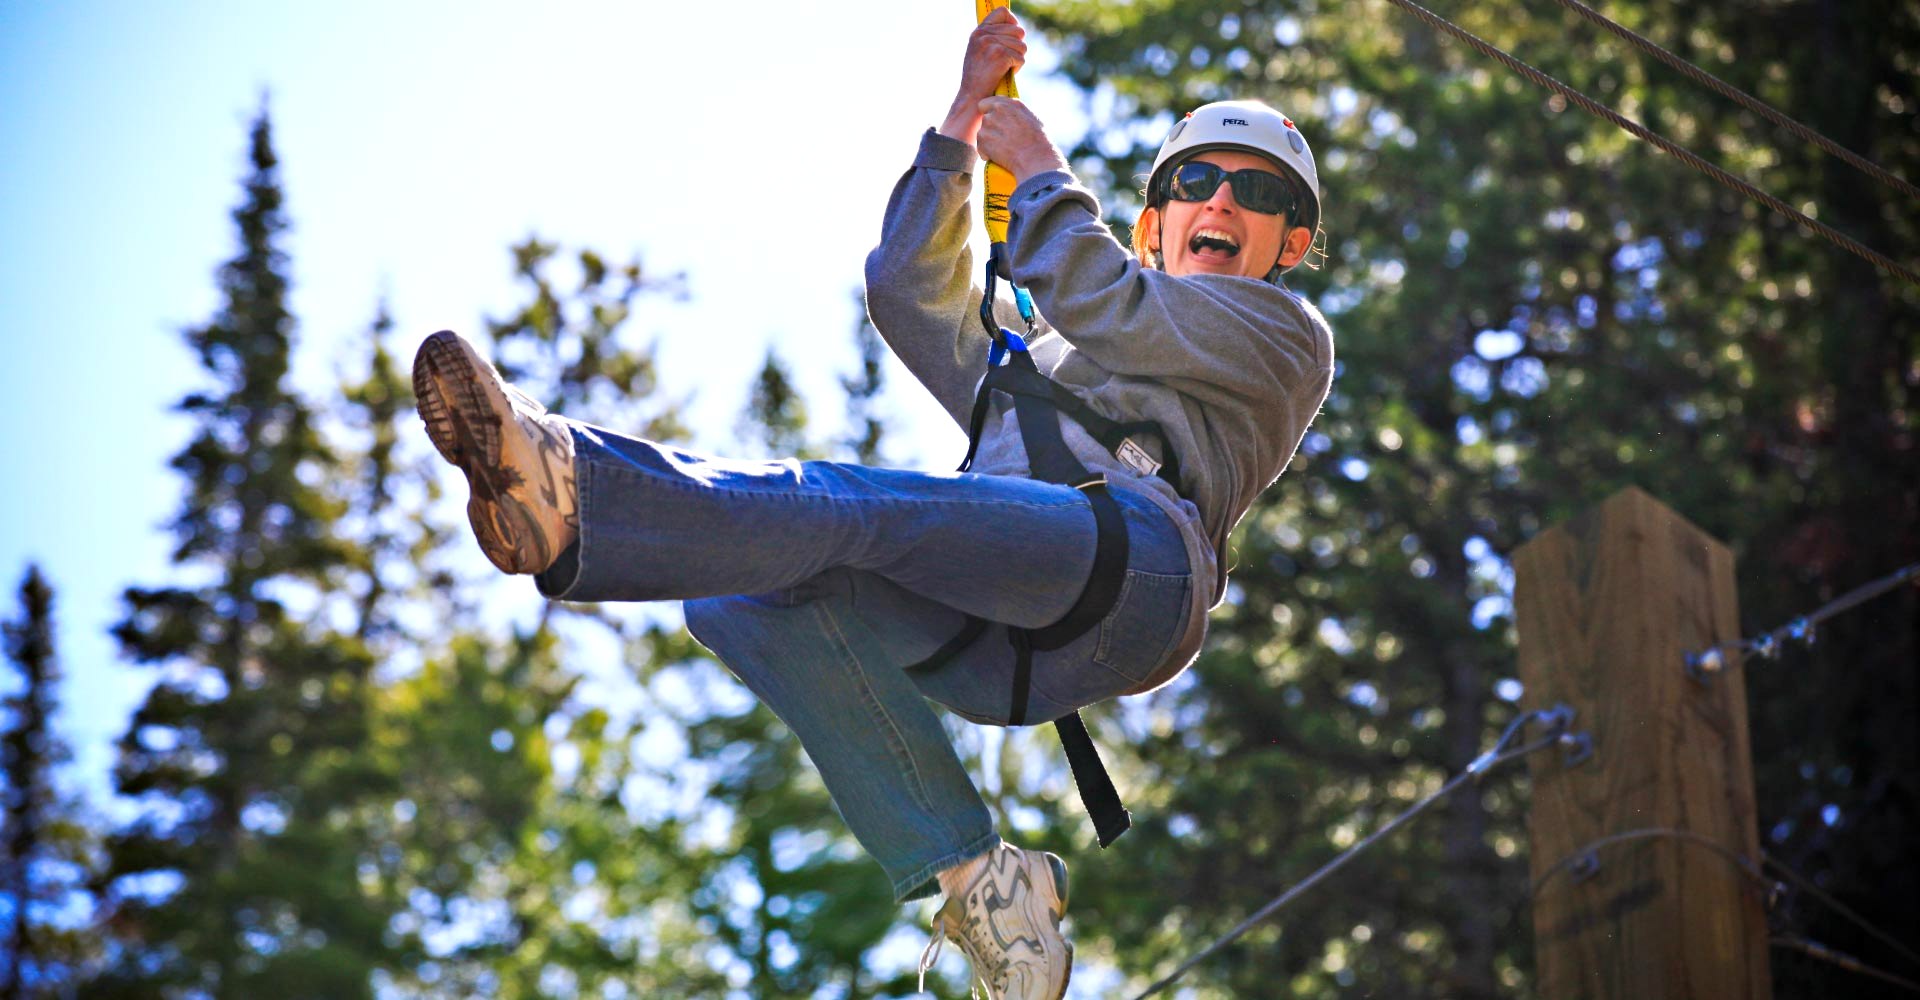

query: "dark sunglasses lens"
xmin=1231 ymin=171 xmax=1294 ymax=215
xmin=1167 ymin=161 xmax=1295 ymax=216
xmin=1168 ymin=162 xmax=1225 ymax=202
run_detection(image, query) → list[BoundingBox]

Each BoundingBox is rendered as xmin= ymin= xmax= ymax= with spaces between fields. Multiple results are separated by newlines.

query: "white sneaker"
xmin=917 ymin=844 xmax=1073 ymax=1000
xmin=412 ymin=330 xmax=578 ymax=574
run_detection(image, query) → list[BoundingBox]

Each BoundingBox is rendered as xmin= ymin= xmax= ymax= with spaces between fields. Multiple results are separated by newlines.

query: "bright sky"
xmin=0 ymin=1 xmax=1096 ymax=794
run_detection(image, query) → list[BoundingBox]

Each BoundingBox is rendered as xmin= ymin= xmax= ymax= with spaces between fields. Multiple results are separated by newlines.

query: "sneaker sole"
xmin=1044 ymin=853 xmax=1073 ymax=1000
xmin=412 ymin=331 xmax=553 ymax=574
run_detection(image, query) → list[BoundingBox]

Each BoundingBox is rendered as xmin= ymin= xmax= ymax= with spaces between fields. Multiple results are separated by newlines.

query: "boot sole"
xmin=412 ymin=331 xmax=553 ymax=574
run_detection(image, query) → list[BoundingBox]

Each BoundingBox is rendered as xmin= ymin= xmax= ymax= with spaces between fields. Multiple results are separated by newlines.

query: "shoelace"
xmin=916 ymin=919 xmax=949 ymax=994
xmin=917 ymin=911 xmax=999 ymax=1000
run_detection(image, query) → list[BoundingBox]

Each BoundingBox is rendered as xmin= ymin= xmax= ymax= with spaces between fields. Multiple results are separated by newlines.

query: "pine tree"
xmin=1009 ymin=1 xmax=1915 ymax=994
xmin=361 ymin=239 xmax=742 ymax=997
xmin=2 ymin=566 xmax=100 ymax=997
xmin=484 ymin=239 xmax=690 ymax=446
xmin=738 ymin=348 xmax=815 ymax=459
xmin=95 ymin=106 xmax=390 ymax=999
xmin=842 ymin=291 xmax=889 ymax=466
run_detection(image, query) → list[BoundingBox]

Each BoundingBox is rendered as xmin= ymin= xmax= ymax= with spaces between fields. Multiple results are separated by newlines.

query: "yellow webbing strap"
xmin=975 ymin=0 xmax=1018 ymax=247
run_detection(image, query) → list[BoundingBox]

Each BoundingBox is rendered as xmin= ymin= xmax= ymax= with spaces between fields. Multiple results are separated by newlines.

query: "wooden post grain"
xmin=1512 ymin=487 xmax=1771 ymax=1000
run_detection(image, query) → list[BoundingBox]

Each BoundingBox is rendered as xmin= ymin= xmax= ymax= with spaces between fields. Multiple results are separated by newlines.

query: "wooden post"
xmin=1512 ymin=487 xmax=1771 ymax=1000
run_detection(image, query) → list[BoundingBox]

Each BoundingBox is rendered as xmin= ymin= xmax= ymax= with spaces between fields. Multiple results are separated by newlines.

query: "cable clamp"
xmin=1684 ymin=645 xmax=1727 ymax=683
xmin=1559 ymin=731 xmax=1594 ymax=768
xmin=1468 ymin=704 xmax=1574 ymax=776
xmin=1570 ymin=849 xmax=1602 ymax=884
xmin=1786 ymin=617 xmax=1814 ymax=644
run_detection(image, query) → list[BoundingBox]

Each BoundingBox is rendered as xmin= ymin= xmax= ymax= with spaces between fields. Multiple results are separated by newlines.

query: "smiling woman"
xmin=409 ymin=10 xmax=1337 ymax=1000
xmin=1130 ymin=100 xmax=1325 ymax=282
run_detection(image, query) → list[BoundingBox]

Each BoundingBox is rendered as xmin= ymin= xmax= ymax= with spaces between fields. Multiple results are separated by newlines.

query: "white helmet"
xmin=1147 ymin=100 xmax=1322 ymax=241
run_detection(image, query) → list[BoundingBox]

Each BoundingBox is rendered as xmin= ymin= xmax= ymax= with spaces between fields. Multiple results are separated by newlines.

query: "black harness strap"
xmin=903 ymin=615 xmax=989 ymax=674
xmin=965 ymin=362 xmax=1185 ymax=495
xmin=922 ymin=250 xmax=1175 ymax=848
xmin=943 ymin=346 xmax=1137 ymax=846
xmin=1054 ymin=712 xmax=1129 ymax=848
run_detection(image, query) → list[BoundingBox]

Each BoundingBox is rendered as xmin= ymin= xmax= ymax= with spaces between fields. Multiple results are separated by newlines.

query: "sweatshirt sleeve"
xmin=1002 ymin=169 xmax=1333 ymax=410
xmin=861 ymin=129 xmax=1010 ymax=429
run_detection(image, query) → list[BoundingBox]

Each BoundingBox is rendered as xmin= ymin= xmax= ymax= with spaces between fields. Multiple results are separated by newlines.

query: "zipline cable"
xmin=1525 ymin=828 xmax=1920 ymax=989
xmin=1774 ymin=936 xmax=1920 ymax=995
xmin=1126 ymin=708 xmax=1573 ymax=1000
xmin=1529 ymin=826 xmax=1768 ymax=899
xmin=1539 ymin=0 xmax=1920 ymax=202
xmin=1686 ymin=560 xmax=1920 ymax=674
xmin=1379 ymin=0 xmax=1920 ymax=289
xmin=1766 ymin=851 xmax=1920 ymax=970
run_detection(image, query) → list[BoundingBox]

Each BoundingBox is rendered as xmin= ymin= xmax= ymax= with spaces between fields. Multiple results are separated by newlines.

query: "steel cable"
xmin=1125 ymin=709 xmax=1570 ymax=1000
xmin=1774 ymin=936 xmax=1920 ymax=995
xmin=1766 ymin=851 xmax=1920 ymax=970
xmin=1686 ymin=560 xmax=1920 ymax=674
xmin=1539 ymin=0 xmax=1920 ymax=201
xmin=1379 ymin=0 xmax=1920 ymax=288
xmin=1529 ymin=826 xmax=1769 ymax=899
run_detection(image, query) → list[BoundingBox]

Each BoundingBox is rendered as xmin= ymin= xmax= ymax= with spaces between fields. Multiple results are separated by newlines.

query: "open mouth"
xmin=1188 ymin=227 xmax=1241 ymax=260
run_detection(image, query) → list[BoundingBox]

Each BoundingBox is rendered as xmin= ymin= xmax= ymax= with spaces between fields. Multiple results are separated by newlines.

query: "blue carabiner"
xmin=987 ymin=327 xmax=1029 ymax=367
xmin=981 ymin=245 xmax=1036 ymax=367
xmin=1012 ymin=286 xmax=1036 ymax=326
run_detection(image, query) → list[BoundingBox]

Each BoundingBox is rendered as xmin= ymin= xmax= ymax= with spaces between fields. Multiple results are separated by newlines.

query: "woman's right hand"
xmin=939 ymin=6 xmax=1027 ymax=146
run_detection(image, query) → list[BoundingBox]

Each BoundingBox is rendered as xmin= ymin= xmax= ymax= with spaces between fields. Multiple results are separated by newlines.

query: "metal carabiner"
xmin=981 ymin=245 xmax=1039 ymax=368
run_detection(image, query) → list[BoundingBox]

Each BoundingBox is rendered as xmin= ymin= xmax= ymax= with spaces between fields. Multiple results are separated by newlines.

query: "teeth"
xmin=1189 ymin=228 xmax=1241 ymax=256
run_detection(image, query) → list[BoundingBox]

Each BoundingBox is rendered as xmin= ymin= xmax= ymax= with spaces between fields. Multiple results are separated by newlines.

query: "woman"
xmin=412 ymin=9 xmax=1332 ymax=998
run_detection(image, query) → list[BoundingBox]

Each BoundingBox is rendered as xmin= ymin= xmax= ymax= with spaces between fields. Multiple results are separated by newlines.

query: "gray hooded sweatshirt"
xmin=864 ymin=129 xmax=1334 ymax=693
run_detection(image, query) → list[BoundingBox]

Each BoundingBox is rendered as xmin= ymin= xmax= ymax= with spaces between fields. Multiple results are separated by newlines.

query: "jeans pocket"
xmin=1092 ymin=569 xmax=1192 ymax=687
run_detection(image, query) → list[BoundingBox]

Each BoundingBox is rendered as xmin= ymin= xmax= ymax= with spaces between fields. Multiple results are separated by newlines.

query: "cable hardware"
xmin=1558 ymin=730 xmax=1594 ymax=768
xmin=1381 ymin=0 xmax=1920 ymax=288
xmin=1684 ymin=561 xmax=1919 ymax=682
xmin=1127 ymin=707 xmax=1567 ymax=999
xmin=1539 ymin=0 xmax=1920 ymax=201
xmin=1774 ymin=935 xmax=1920 ymax=995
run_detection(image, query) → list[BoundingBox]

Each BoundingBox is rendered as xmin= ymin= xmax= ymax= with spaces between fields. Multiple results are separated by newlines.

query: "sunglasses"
xmin=1163 ymin=160 xmax=1298 ymax=217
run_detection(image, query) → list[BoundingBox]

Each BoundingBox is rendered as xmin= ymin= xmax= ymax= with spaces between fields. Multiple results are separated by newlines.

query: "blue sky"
xmin=0 ymin=0 xmax=1094 ymax=794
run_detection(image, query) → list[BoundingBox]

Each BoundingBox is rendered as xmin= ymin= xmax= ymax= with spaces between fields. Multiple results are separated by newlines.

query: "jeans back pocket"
xmin=1092 ymin=569 xmax=1192 ymax=687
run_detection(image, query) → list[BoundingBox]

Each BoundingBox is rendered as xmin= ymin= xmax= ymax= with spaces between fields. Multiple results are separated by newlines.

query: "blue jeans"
xmin=536 ymin=423 xmax=1194 ymax=901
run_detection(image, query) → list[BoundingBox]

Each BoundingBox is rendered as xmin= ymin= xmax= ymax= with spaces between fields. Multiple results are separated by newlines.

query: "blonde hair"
xmin=1131 ymin=207 xmax=1160 ymax=270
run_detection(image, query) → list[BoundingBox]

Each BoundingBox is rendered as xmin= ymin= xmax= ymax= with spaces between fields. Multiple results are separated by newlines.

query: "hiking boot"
xmin=412 ymin=330 xmax=578 ymax=574
xmin=917 ymin=844 xmax=1073 ymax=1000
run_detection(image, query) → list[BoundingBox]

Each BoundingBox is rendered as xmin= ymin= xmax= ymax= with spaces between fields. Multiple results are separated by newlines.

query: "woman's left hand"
xmin=976 ymin=96 xmax=1069 ymax=182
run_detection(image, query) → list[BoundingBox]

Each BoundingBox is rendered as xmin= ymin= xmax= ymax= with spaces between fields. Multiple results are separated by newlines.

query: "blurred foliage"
xmin=91 ymin=108 xmax=392 ymax=999
xmin=1019 ymin=0 xmax=1916 ymax=995
xmin=842 ymin=291 xmax=890 ymax=466
xmin=2 ymin=566 xmax=103 ymax=996
xmin=41 ymin=97 xmax=944 ymax=999
xmin=11 ymin=3 xmax=1916 ymax=995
